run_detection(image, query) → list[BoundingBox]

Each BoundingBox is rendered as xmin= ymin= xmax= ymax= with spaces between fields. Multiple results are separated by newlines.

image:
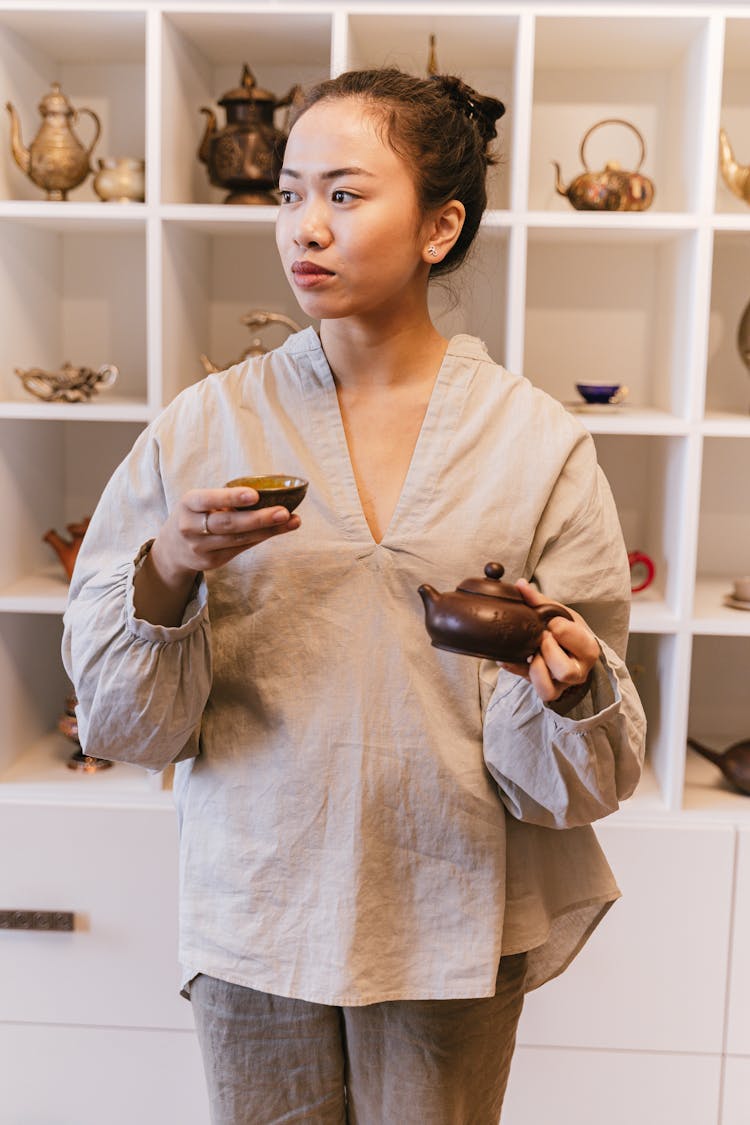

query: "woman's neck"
xmin=320 ymin=313 xmax=449 ymax=393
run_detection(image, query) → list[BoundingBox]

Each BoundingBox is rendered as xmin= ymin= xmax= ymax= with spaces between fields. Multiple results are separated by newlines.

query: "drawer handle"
xmin=0 ymin=910 xmax=74 ymax=931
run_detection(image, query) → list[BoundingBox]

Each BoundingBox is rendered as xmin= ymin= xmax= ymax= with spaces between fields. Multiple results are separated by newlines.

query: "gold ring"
xmin=201 ymin=512 xmax=210 ymax=536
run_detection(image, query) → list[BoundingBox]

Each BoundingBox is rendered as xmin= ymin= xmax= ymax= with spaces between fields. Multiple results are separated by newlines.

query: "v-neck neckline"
xmin=295 ymin=331 xmax=481 ymax=550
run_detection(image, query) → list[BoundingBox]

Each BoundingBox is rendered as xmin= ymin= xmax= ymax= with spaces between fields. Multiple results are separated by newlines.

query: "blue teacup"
xmin=575 ymin=382 xmax=627 ymax=405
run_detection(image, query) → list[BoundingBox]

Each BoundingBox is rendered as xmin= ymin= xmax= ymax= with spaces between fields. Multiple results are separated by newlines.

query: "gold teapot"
xmin=15 ymin=361 xmax=118 ymax=403
xmin=6 ymin=82 xmax=101 ymax=200
xmin=198 ymin=64 xmax=300 ymax=205
xmin=200 ymin=310 xmax=301 ymax=374
xmin=553 ymin=118 xmax=654 ymax=212
xmin=719 ymin=128 xmax=750 ymax=205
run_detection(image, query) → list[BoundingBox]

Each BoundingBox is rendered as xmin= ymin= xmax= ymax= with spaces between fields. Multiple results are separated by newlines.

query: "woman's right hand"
xmin=134 ymin=486 xmax=301 ymax=625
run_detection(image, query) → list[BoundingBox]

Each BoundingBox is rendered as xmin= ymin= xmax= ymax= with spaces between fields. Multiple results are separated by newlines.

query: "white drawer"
xmin=0 ymin=802 xmax=191 ymax=1029
xmin=517 ymin=819 xmax=735 ymax=1054
xmin=0 ymin=1022 xmax=209 ymax=1125
xmin=504 ymin=1045 xmax=721 ymax=1125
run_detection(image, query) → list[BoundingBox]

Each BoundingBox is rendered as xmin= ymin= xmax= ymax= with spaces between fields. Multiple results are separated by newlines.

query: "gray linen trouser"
xmin=190 ymin=952 xmax=527 ymax=1125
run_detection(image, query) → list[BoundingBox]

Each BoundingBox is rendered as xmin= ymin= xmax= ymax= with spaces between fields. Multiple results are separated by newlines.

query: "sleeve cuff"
xmin=125 ymin=540 xmax=209 ymax=644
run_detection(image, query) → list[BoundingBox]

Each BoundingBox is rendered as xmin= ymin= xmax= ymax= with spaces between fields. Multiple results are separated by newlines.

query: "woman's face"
xmin=275 ymin=99 xmax=432 ymax=324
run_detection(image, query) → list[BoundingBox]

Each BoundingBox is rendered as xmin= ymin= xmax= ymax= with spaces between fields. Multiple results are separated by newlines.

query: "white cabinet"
xmin=0 ymin=2 xmax=749 ymax=1122
xmin=504 ymin=1047 xmax=722 ymax=1125
xmin=727 ymin=828 xmax=750 ymax=1056
xmin=0 ymin=1022 xmax=209 ymax=1125
xmin=0 ymin=803 xmax=190 ymax=1030
xmin=516 ymin=820 xmax=736 ymax=1054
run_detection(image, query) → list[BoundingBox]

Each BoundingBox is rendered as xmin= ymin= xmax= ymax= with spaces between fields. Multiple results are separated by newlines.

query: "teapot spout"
xmin=5 ymin=101 xmax=30 ymax=174
xmin=417 ymin=583 xmax=439 ymax=611
xmin=552 ymin=160 xmax=568 ymax=198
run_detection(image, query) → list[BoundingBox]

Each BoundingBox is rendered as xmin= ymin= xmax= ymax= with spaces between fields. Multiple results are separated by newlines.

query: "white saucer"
xmin=723 ymin=594 xmax=750 ymax=611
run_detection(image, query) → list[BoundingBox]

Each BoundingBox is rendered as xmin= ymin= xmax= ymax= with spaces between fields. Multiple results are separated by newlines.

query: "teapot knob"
xmin=484 ymin=562 xmax=505 ymax=581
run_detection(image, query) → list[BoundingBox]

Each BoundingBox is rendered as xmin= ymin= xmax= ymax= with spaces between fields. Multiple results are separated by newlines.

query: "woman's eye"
xmin=279 ymin=189 xmax=299 ymax=204
xmin=332 ymin=189 xmax=356 ymax=203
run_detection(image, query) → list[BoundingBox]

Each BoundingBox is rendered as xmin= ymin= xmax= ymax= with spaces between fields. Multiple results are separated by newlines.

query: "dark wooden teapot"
xmin=418 ymin=562 xmax=574 ymax=662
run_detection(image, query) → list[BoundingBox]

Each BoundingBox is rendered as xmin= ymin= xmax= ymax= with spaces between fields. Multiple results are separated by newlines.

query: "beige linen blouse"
xmin=63 ymin=329 xmax=646 ymax=1004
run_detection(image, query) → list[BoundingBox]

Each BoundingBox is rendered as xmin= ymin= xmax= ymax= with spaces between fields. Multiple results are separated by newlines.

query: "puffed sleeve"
xmin=480 ymin=430 xmax=646 ymax=828
xmin=62 ymin=421 xmax=212 ymax=772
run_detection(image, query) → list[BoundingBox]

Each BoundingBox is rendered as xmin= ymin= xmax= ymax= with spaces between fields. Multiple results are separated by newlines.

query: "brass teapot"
xmin=198 ymin=64 xmax=300 ymax=204
xmin=200 ymin=310 xmax=301 ymax=374
xmin=719 ymin=127 xmax=750 ymax=205
xmin=417 ymin=562 xmax=574 ymax=663
xmin=553 ymin=118 xmax=654 ymax=212
xmin=6 ymin=82 xmax=101 ymax=200
xmin=15 ymin=361 xmax=118 ymax=403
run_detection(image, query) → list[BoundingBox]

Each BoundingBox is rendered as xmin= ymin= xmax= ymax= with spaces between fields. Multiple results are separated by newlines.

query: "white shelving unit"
xmin=0 ymin=3 xmax=748 ymax=1122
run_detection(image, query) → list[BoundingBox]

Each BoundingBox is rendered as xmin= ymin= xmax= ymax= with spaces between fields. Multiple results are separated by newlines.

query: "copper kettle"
xmin=418 ymin=562 xmax=574 ymax=663
xmin=553 ymin=118 xmax=655 ymax=212
xmin=198 ymin=64 xmax=300 ymax=204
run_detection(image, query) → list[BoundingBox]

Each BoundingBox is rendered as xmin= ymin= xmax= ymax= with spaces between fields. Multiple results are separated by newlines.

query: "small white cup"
xmin=732 ymin=576 xmax=750 ymax=602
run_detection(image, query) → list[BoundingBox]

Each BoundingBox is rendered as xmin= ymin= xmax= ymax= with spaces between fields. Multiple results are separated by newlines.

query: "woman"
xmin=63 ymin=68 xmax=646 ymax=1124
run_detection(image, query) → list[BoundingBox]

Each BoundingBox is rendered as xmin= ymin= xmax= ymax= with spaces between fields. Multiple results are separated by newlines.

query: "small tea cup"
xmin=225 ymin=475 xmax=308 ymax=513
xmin=732 ymin=576 xmax=750 ymax=603
xmin=575 ymin=382 xmax=628 ymax=405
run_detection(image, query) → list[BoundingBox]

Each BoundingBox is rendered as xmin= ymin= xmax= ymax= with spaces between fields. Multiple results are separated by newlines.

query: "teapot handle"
xmin=76 ymin=106 xmax=102 ymax=166
xmin=579 ymin=117 xmax=646 ymax=172
xmin=537 ymin=604 xmax=574 ymax=626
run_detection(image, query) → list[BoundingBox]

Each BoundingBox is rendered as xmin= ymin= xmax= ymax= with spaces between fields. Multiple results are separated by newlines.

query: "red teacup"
xmin=628 ymin=550 xmax=655 ymax=593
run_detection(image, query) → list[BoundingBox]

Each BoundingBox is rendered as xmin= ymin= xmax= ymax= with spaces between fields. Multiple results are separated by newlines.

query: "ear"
xmin=421 ymin=200 xmax=466 ymax=265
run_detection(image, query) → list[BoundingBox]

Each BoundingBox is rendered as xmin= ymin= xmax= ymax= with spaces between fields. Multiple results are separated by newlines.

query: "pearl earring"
xmin=427 ymin=245 xmax=439 ymax=258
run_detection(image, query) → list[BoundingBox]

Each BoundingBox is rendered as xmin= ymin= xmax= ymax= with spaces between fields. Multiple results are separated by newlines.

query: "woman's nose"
xmin=294 ymin=202 xmax=331 ymax=248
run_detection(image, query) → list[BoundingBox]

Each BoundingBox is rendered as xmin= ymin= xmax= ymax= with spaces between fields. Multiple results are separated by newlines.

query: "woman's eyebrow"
xmin=279 ymin=166 xmax=375 ymax=181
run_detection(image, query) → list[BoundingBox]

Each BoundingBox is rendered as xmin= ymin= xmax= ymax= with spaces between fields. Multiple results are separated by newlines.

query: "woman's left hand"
xmin=498 ymin=578 xmax=601 ymax=704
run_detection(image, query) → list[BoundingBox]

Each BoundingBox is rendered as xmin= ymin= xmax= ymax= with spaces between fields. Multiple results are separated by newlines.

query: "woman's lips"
xmin=291 ymin=261 xmax=335 ymax=288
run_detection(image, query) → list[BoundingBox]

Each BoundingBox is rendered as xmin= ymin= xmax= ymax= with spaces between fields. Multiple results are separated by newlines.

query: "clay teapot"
xmin=688 ymin=736 xmax=750 ymax=797
xmin=198 ymin=64 xmax=300 ymax=204
xmin=553 ymin=118 xmax=654 ymax=212
xmin=418 ymin=562 xmax=574 ymax=662
xmin=718 ymin=127 xmax=750 ymax=205
xmin=43 ymin=518 xmax=90 ymax=580
xmin=6 ymin=82 xmax=101 ymax=200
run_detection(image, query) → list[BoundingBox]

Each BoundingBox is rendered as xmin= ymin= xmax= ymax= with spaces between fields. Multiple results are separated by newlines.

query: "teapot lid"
xmin=39 ymin=82 xmax=74 ymax=116
xmin=219 ymin=64 xmax=275 ymax=105
xmin=457 ymin=562 xmax=524 ymax=600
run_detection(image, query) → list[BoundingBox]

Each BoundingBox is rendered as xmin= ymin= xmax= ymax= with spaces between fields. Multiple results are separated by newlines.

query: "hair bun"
xmin=431 ymin=75 xmax=505 ymax=148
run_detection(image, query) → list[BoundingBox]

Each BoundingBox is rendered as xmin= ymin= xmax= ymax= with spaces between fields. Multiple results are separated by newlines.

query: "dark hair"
xmin=288 ymin=68 xmax=505 ymax=278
